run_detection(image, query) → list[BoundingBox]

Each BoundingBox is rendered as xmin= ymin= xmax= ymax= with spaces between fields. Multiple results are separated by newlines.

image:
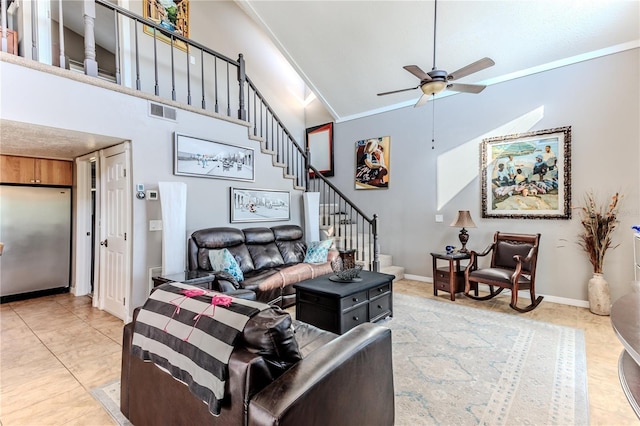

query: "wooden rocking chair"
xmin=464 ymin=232 xmax=542 ymax=313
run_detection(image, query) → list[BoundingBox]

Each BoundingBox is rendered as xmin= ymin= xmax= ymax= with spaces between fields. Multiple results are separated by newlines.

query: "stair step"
xmin=381 ymin=265 xmax=405 ymax=281
xmin=378 ymin=254 xmax=393 ymax=269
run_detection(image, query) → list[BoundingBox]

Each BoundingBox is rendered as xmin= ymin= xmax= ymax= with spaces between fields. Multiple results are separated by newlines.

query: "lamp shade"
xmin=450 ymin=210 xmax=476 ymax=229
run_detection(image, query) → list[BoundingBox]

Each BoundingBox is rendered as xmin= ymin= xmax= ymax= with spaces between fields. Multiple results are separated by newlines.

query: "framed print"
xmin=230 ymin=188 xmax=290 ymax=223
xmin=174 ymin=133 xmax=254 ymax=182
xmin=306 ymin=122 xmax=334 ymax=177
xmin=143 ymin=0 xmax=190 ymax=51
xmin=481 ymin=126 xmax=571 ymax=219
xmin=355 ymin=136 xmax=390 ymax=190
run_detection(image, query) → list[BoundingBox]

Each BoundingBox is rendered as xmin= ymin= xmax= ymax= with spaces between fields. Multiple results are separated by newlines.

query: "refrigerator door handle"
xmin=100 ymin=239 xmax=108 ymax=248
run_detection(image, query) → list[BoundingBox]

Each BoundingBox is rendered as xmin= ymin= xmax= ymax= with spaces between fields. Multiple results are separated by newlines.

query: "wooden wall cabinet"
xmin=0 ymin=155 xmax=73 ymax=186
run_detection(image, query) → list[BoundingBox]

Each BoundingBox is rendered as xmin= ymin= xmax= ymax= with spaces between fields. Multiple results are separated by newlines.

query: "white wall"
xmin=0 ymin=59 xmax=305 ymax=313
xmin=330 ymin=49 xmax=640 ymax=304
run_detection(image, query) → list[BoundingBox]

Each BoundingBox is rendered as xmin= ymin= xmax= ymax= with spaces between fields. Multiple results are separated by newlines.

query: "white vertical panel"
xmin=159 ymin=182 xmax=187 ymax=275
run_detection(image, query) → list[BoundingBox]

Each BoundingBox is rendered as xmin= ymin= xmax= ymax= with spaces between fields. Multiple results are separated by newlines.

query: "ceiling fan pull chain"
xmin=432 ymin=98 xmax=436 ymax=150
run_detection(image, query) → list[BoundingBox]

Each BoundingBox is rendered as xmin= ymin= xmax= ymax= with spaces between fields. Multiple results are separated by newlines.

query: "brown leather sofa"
xmin=120 ymin=307 xmax=395 ymax=426
xmin=188 ymin=224 xmax=336 ymax=308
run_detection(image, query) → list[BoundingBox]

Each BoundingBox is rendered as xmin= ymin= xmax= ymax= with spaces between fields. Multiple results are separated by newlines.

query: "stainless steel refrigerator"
xmin=0 ymin=185 xmax=71 ymax=298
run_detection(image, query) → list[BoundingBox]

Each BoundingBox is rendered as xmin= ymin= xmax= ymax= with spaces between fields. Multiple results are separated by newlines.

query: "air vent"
xmin=149 ymin=102 xmax=177 ymax=122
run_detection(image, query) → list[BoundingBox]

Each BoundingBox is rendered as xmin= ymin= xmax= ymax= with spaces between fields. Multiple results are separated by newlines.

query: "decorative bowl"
xmin=334 ymin=264 xmax=363 ymax=281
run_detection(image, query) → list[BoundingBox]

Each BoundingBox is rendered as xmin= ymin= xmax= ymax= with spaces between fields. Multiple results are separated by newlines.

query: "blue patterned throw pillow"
xmin=208 ymin=248 xmax=244 ymax=282
xmin=303 ymin=240 xmax=333 ymax=264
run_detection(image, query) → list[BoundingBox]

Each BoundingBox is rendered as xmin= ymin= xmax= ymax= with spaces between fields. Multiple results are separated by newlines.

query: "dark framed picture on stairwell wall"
xmin=355 ymin=136 xmax=390 ymax=190
xmin=143 ymin=0 xmax=190 ymax=52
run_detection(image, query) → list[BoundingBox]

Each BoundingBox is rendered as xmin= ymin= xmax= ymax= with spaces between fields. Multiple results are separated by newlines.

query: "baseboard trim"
xmin=399 ymin=274 xmax=589 ymax=308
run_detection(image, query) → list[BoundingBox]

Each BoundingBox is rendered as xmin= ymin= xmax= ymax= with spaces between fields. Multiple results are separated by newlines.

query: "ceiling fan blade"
xmin=448 ymin=57 xmax=495 ymax=81
xmin=377 ymin=85 xmax=420 ymax=96
xmin=447 ymin=83 xmax=487 ymax=94
xmin=403 ymin=65 xmax=432 ymax=81
xmin=414 ymin=93 xmax=430 ymax=108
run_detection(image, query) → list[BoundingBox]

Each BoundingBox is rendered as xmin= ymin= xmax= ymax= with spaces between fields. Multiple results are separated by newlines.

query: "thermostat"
xmin=147 ymin=190 xmax=158 ymax=200
xmin=136 ymin=183 xmax=145 ymax=192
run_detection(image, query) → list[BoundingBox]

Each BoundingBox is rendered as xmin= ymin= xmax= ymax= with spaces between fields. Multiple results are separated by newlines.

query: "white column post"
xmin=58 ymin=0 xmax=66 ymax=68
xmin=83 ymin=0 xmax=98 ymax=76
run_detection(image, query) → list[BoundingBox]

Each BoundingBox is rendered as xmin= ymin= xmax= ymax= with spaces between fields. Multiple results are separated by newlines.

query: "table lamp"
xmin=450 ymin=210 xmax=476 ymax=253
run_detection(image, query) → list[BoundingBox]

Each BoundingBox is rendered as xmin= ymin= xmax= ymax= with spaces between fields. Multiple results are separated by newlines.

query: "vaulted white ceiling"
xmin=238 ymin=0 xmax=640 ymax=121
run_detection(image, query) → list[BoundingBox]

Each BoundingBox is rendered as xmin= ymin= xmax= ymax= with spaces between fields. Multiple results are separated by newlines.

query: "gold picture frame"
xmin=143 ymin=0 xmax=190 ymax=52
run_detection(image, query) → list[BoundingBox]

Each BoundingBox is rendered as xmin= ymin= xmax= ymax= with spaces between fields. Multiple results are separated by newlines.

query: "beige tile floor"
xmin=0 ymin=279 xmax=638 ymax=425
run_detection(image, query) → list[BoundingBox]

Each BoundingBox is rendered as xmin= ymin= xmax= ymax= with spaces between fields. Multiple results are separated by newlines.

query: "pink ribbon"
xmin=163 ymin=288 xmax=209 ymax=332
xmin=184 ymin=294 xmax=234 ymax=342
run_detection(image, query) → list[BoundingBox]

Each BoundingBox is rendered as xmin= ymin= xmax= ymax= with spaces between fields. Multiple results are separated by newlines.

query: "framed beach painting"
xmin=143 ymin=0 xmax=190 ymax=51
xmin=355 ymin=136 xmax=390 ymax=190
xmin=230 ymin=188 xmax=290 ymax=223
xmin=481 ymin=126 xmax=572 ymax=219
xmin=174 ymin=133 xmax=254 ymax=182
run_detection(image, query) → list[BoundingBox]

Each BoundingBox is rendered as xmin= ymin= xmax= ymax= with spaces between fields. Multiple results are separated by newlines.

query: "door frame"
xmin=73 ymin=142 xmax=132 ymax=320
xmin=73 ymin=152 xmax=97 ymax=300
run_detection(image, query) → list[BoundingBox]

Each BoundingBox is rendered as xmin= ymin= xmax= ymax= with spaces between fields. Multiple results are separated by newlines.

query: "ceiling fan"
xmin=377 ymin=0 xmax=495 ymax=107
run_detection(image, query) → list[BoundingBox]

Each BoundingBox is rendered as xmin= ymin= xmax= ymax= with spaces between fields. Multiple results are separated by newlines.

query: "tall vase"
xmin=588 ymin=273 xmax=611 ymax=315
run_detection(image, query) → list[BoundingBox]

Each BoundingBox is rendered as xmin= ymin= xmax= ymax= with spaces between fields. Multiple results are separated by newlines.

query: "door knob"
xmin=100 ymin=239 xmax=108 ymax=247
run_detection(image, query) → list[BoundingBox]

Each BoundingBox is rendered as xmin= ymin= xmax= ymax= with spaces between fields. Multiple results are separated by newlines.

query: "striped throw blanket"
xmin=131 ymin=282 xmax=270 ymax=415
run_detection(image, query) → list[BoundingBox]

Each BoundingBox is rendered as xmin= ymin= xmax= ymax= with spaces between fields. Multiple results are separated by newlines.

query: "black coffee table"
xmin=294 ymin=270 xmax=394 ymax=334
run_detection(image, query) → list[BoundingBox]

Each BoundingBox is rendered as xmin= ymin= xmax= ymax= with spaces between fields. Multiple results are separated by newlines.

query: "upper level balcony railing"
xmin=0 ymin=0 xmax=380 ymax=271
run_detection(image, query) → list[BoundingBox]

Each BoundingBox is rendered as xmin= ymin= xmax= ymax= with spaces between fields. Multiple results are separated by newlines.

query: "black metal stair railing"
xmin=307 ymin=165 xmax=380 ymax=272
xmin=1 ymin=0 xmax=380 ymax=271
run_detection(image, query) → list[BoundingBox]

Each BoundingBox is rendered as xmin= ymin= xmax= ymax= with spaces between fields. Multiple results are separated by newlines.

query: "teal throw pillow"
xmin=303 ymin=240 xmax=333 ymax=264
xmin=208 ymin=248 xmax=244 ymax=282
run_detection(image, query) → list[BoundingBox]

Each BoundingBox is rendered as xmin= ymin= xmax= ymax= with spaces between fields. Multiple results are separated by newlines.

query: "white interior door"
xmin=99 ymin=143 xmax=131 ymax=320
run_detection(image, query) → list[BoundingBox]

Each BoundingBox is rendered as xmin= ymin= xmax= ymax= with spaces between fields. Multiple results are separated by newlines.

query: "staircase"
xmin=17 ymin=0 xmax=404 ymax=275
xmin=318 ymin=204 xmax=405 ymax=280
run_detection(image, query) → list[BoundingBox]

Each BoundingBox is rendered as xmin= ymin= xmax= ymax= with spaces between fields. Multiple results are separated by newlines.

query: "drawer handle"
xmin=353 ymin=316 xmax=359 ymax=321
xmin=378 ymin=288 xmax=384 ymax=293
xmin=377 ymin=304 xmax=382 ymax=309
xmin=352 ymin=297 xmax=359 ymax=302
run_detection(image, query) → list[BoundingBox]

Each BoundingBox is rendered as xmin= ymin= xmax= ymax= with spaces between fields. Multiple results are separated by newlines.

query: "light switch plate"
xmin=147 ymin=190 xmax=158 ymax=200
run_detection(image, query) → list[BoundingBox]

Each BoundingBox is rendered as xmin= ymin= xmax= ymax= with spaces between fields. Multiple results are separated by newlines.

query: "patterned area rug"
xmin=90 ymin=379 xmax=131 ymax=426
xmin=387 ymin=293 xmax=589 ymax=425
xmin=94 ymin=293 xmax=589 ymax=425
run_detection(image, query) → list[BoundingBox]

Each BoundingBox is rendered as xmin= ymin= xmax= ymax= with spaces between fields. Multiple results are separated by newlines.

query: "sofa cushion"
xmin=244 ymin=228 xmax=285 ymax=270
xmin=272 ymin=224 xmax=306 ymax=264
xmin=242 ymin=307 xmax=302 ymax=373
xmin=192 ymin=227 xmax=256 ymax=272
xmin=303 ymin=240 xmax=333 ymax=263
xmin=209 ymin=248 xmax=244 ymax=282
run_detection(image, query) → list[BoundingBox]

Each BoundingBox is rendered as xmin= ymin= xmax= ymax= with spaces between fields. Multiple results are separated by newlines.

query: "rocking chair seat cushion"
xmin=469 ymin=267 xmax=531 ymax=285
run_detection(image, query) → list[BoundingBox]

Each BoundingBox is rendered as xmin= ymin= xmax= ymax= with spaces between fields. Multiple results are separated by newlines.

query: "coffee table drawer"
xmin=369 ymin=283 xmax=391 ymax=299
xmin=340 ymin=290 xmax=368 ymax=311
xmin=298 ymin=290 xmax=336 ymax=309
xmin=340 ymin=304 xmax=368 ymax=334
xmin=370 ymin=294 xmax=392 ymax=321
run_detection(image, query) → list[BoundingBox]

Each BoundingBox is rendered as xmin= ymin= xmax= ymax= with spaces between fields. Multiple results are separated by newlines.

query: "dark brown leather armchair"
xmin=121 ymin=309 xmax=395 ymax=426
xmin=464 ymin=232 xmax=542 ymax=312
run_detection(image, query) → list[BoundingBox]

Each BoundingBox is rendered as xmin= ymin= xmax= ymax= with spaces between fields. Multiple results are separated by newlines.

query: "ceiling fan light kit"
xmin=421 ymin=79 xmax=447 ymax=96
